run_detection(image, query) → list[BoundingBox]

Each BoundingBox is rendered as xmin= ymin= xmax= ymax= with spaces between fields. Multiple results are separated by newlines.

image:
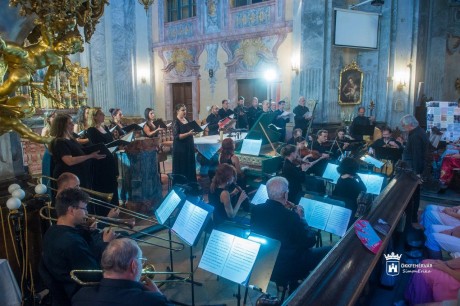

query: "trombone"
xmin=39 ymin=206 xmax=184 ymax=251
xmin=70 ymin=264 xmax=191 ymax=286
xmin=34 ymin=175 xmax=159 ymax=225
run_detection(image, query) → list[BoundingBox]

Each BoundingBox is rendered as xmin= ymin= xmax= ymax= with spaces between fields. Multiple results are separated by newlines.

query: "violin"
xmin=299 ymin=146 xmax=321 ymax=159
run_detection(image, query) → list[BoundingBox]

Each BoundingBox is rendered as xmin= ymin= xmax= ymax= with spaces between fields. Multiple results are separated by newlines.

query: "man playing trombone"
xmin=40 ymin=188 xmax=116 ymax=306
xmin=72 ymin=238 xmax=171 ymax=306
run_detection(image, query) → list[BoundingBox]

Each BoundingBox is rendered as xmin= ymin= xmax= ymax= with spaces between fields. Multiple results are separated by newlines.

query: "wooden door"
xmin=172 ymin=83 xmax=193 ymax=120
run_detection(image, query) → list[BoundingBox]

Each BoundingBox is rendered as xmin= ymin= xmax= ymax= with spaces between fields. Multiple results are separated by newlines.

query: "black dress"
xmin=206 ymin=113 xmax=220 ymax=135
xmin=86 ymin=126 xmax=119 ymax=213
xmin=51 ymin=138 xmax=91 ymax=188
xmin=332 ymin=176 xmax=366 ymax=224
xmin=281 ymin=159 xmax=305 ymax=203
xmin=172 ymin=118 xmax=197 ymax=182
xmin=208 ymin=187 xmax=229 ymax=227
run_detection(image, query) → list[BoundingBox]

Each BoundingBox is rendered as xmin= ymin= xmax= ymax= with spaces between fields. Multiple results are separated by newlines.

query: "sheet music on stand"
xmin=322 ymin=163 xmax=340 ymax=184
xmin=199 ymin=229 xmax=280 ymax=292
xmin=251 ymin=184 xmax=268 ymax=205
xmin=360 ymin=154 xmax=385 ymax=168
xmin=240 ymin=139 xmax=262 ymax=156
xmin=299 ymin=195 xmax=351 ymax=237
xmin=172 ymin=199 xmax=213 ymax=246
xmin=154 ymin=188 xmax=186 ymax=225
xmin=357 ymin=173 xmax=385 ymax=195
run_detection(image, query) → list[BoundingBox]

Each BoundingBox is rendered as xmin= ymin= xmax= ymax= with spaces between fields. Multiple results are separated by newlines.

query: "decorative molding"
xmin=233 ymin=6 xmax=271 ymax=29
xmin=205 ymin=43 xmax=220 ymax=95
xmin=164 ymin=20 xmax=195 ymax=41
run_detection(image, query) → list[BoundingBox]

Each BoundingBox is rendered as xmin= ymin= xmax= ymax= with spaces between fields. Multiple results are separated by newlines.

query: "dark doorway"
xmin=237 ymin=79 xmax=268 ymax=106
xmin=172 ymin=82 xmax=193 ymax=120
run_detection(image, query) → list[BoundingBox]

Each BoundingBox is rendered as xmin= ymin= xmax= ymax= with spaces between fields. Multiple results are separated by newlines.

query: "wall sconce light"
xmin=396 ymin=81 xmax=406 ymax=91
xmin=141 ymin=77 xmax=147 ymax=84
xmin=394 ymin=67 xmax=410 ymax=91
xmin=291 ymin=57 xmax=300 ymax=74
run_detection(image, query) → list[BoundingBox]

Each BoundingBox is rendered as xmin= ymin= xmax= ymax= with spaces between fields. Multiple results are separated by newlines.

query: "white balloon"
xmin=6 ymin=198 xmax=21 ymax=210
xmin=12 ymin=189 xmax=25 ymax=200
xmin=35 ymin=184 xmax=48 ymax=195
xmin=8 ymin=184 xmax=21 ymax=194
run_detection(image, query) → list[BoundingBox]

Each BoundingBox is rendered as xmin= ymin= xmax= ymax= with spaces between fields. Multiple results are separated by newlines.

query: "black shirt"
xmin=350 ymin=115 xmax=372 ymax=140
xmin=72 ymin=278 xmax=171 ymax=306
xmin=293 ymin=105 xmax=310 ymax=131
xmin=234 ymin=105 xmax=249 ymax=129
xmin=282 ymin=159 xmax=304 ymax=203
xmin=402 ymin=126 xmax=430 ymax=175
xmin=206 ymin=113 xmax=220 ymax=135
xmin=218 ymin=108 xmax=234 ymax=119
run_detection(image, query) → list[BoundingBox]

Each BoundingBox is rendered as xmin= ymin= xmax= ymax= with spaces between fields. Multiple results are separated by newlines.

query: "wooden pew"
xmin=283 ymin=171 xmax=420 ymax=306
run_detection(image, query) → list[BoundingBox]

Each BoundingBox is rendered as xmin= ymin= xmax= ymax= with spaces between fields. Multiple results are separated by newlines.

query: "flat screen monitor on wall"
xmin=334 ymin=8 xmax=380 ymax=49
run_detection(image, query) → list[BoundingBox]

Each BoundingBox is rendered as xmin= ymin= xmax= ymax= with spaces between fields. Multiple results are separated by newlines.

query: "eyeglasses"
xmin=137 ymin=257 xmax=147 ymax=265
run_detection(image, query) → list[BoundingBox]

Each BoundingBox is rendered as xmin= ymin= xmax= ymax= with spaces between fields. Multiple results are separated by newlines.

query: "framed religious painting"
xmin=338 ymin=61 xmax=363 ymax=105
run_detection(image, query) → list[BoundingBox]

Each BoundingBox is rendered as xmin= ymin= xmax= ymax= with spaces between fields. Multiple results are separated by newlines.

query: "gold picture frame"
xmin=338 ymin=61 xmax=363 ymax=105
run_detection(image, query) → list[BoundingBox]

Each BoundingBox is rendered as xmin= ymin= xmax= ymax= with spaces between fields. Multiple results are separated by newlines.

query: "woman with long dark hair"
xmin=108 ymin=108 xmax=126 ymax=139
xmin=143 ymin=108 xmax=164 ymax=137
xmin=208 ymin=163 xmax=248 ymax=227
xmin=172 ymin=104 xmax=197 ymax=182
xmin=49 ymin=114 xmax=105 ymax=188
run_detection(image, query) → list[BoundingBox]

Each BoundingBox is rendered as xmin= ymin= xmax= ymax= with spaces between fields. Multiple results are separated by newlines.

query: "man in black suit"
xmin=251 ymin=177 xmax=331 ymax=292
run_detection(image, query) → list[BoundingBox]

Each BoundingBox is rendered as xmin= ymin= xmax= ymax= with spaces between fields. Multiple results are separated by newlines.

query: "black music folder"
xmin=153 ymin=119 xmax=167 ymax=129
xmin=122 ymin=123 xmax=143 ymax=133
xmin=183 ymin=120 xmax=204 ymax=133
xmin=374 ymin=146 xmax=402 ymax=161
xmin=81 ymin=142 xmax=112 ymax=156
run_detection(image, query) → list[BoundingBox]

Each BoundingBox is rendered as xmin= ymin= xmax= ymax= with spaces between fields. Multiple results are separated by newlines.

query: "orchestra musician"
xmin=219 ymin=138 xmax=246 ymax=191
xmin=281 ymin=145 xmax=311 ymax=203
xmin=73 ymin=105 xmax=91 ymax=145
xmin=331 ymin=157 xmax=366 ymax=226
xmin=273 ymin=100 xmax=290 ymax=141
xmin=49 ymin=114 xmax=106 ymax=189
xmin=40 ymin=188 xmax=116 ymax=306
xmin=328 ymin=128 xmax=351 ymax=160
xmin=293 ymin=96 xmax=312 ymax=137
xmin=72 ymin=238 xmax=171 ymax=306
xmin=247 ymin=97 xmax=262 ymax=128
xmin=287 ymin=128 xmax=306 ymax=146
xmin=251 ymin=177 xmax=331 ymax=293
xmin=309 ymin=129 xmax=331 ymax=175
xmin=218 ymin=99 xmax=234 ymax=119
xmin=350 ymin=106 xmax=375 ymax=141
xmin=208 ymin=163 xmax=248 ymax=227
xmin=369 ymin=126 xmax=402 ymax=151
xmin=206 ymin=105 xmax=220 ymax=136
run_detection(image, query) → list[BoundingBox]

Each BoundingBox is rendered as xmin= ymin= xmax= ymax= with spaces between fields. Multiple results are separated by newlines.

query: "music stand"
xmin=198 ymin=228 xmax=280 ymax=306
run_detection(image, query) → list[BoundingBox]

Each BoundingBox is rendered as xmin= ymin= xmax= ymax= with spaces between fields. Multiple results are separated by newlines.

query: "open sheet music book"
xmin=183 ymin=120 xmax=204 ymax=133
xmin=122 ymin=123 xmax=144 ymax=133
xmin=299 ymin=196 xmax=351 ymax=237
xmin=360 ymin=154 xmax=385 ymax=168
xmin=251 ymin=184 xmax=268 ymax=205
xmin=279 ymin=111 xmax=291 ymax=118
xmin=172 ymin=200 xmax=213 ymax=246
xmin=218 ymin=117 xmax=236 ymax=129
xmin=153 ymin=119 xmax=167 ymax=129
xmin=106 ymin=132 xmax=134 ymax=148
xmin=199 ymin=230 xmax=261 ymax=286
xmin=356 ymin=173 xmax=385 ymax=195
xmin=155 ymin=188 xmax=186 ymax=225
xmin=240 ymin=139 xmax=262 ymax=156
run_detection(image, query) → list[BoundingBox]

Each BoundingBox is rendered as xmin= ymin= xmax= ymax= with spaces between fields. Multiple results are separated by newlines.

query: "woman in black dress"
xmin=332 ymin=157 xmax=366 ymax=225
xmin=172 ymin=104 xmax=197 ymax=182
xmin=208 ymin=163 xmax=248 ymax=227
xmin=49 ymin=114 xmax=106 ymax=189
xmin=143 ymin=108 xmax=165 ymax=138
xmin=281 ymin=144 xmax=310 ymax=203
xmin=86 ymin=108 xmax=120 ymax=213
xmin=108 ymin=108 xmax=126 ymax=139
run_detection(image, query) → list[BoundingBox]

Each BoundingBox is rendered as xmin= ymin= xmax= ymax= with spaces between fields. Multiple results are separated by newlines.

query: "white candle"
xmin=68 ymin=80 xmax=71 ymax=91
xmin=56 ymin=75 xmax=60 ymax=92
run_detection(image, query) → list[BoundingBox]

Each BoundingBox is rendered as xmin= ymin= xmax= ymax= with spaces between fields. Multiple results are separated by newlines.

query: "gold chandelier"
xmin=138 ymin=0 xmax=154 ymax=13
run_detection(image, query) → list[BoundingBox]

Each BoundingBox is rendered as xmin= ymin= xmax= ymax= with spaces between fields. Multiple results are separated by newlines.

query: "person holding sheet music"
xmin=234 ymin=96 xmax=249 ymax=130
xmin=247 ymin=97 xmax=262 ymax=128
xmin=206 ymin=105 xmax=220 ymax=136
xmin=86 ymin=107 xmax=120 ymax=211
xmin=208 ymin=163 xmax=248 ymax=227
xmin=251 ymin=177 xmax=331 ymax=293
xmin=273 ymin=100 xmax=290 ymax=141
xmin=281 ymin=145 xmax=311 ymax=203
xmin=172 ymin=104 xmax=197 ymax=182
xmin=293 ymin=96 xmax=311 ymax=137
xmin=218 ymin=99 xmax=234 ymax=119
xmin=331 ymin=157 xmax=366 ymax=226
xmin=108 ymin=108 xmax=126 ymax=139
xmin=143 ymin=108 xmax=165 ymax=138
xmin=50 ymin=114 xmax=106 ymax=189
